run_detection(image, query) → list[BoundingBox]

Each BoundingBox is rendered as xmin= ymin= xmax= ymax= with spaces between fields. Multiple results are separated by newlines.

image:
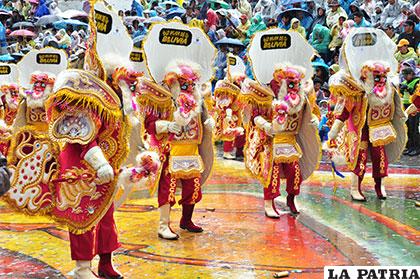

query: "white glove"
xmin=405 ymin=104 xmax=417 ymax=116
xmin=328 ymin=119 xmax=344 ymax=140
xmin=155 ymin=120 xmax=181 ymax=134
xmin=236 ymin=127 xmax=245 ymax=135
xmin=83 ymin=146 xmax=114 ymax=185
xmin=311 ymin=116 xmax=320 ymax=128
xmin=254 ymin=116 xmax=273 ymax=136
xmin=168 ymin=122 xmax=182 ymax=134
xmin=97 ymin=164 xmax=114 ymax=184
xmin=204 ymin=117 xmax=215 ymax=130
xmin=401 ymin=111 xmax=408 ymax=122
xmin=263 ymin=122 xmax=273 ymax=136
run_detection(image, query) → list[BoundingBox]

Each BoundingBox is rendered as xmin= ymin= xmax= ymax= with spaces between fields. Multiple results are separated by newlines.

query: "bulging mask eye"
xmin=181 ymin=83 xmax=189 ymax=90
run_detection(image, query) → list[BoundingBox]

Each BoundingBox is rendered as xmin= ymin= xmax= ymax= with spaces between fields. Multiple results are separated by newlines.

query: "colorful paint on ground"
xmin=0 ymin=157 xmax=419 ymax=278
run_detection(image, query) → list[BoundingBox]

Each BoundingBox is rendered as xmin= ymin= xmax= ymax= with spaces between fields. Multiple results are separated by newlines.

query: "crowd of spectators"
xmin=0 ymin=0 xmax=418 ymax=156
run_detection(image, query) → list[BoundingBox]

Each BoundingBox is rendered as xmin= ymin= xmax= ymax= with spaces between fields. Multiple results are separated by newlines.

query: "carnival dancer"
xmin=0 ymin=64 xmax=20 ymax=127
xmin=213 ymin=53 xmax=246 ymax=160
xmin=5 ymin=48 xmax=67 ymax=216
xmin=241 ymin=30 xmax=320 ymax=217
xmin=5 ymin=2 xmax=161 ymax=278
xmin=139 ymin=22 xmax=215 ymax=240
xmin=46 ymin=2 xmax=157 ymax=278
xmin=328 ymin=28 xmax=406 ymax=201
xmin=0 ymin=63 xmax=20 ymax=156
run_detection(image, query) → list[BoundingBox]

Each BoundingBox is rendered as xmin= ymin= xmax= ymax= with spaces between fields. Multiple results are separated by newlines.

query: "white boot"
xmin=74 ymin=261 xmax=96 ymax=279
xmin=264 ymin=199 xmax=280 ymax=218
xmin=223 ymin=148 xmax=236 ymax=160
xmin=350 ymin=173 xmax=366 ymax=201
xmin=158 ymin=204 xmax=179 ymax=240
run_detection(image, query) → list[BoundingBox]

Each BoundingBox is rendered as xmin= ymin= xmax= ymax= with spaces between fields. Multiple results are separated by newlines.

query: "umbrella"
xmin=0 ymin=10 xmax=11 ymax=17
xmin=11 ymin=52 xmax=24 ymax=61
xmin=9 ymin=29 xmax=37 ymax=38
xmin=124 ymin=16 xmax=146 ymax=25
xmin=0 ymin=54 xmax=14 ymax=62
xmin=35 ymin=15 xmax=63 ymax=27
xmin=159 ymin=1 xmax=181 ymax=8
xmin=166 ymin=7 xmax=186 ymax=19
xmin=12 ymin=22 xmax=35 ymax=30
xmin=215 ymin=37 xmax=244 ymax=47
xmin=311 ymin=60 xmax=329 ymax=70
xmin=144 ymin=17 xmax=165 ymax=24
xmin=58 ymin=9 xmax=89 ymax=19
xmin=277 ymin=8 xmax=314 ymax=30
xmin=281 ymin=0 xmax=311 ymax=6
xmin=133 ymin=35 xmax=145 ymax=48
xmin=44 ymin=39 xmax=59 ymax=48
xmin=209 ymin=0 xmax=230 ymax=9
xmin=53 ymin=19 xmax=88 ymax=30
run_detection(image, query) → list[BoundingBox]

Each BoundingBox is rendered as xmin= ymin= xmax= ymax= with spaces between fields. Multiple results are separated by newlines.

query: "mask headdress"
xmin=360 ymin=61 xmax=390 ymax=82
xmin=143 ymin=21 xmax=216 ymax=87
xmin=163 ymin=61 xmax=201 ymax=92
xmin=85 ymin=0 xmax=135 ymax=81
xmin=226 ymin=53 xmax=246 ymax=85
xmin=248 ymin=30 xmax=314 ymax=86
xmin=0 ymin=64 xmax=19 ymax=90
xmin=340 ymin=27 xmax=397 ymax=87
xmin=17 ymin=48 xmax=68 ymax=92
xmin=112 ymin=67 xmax=143 ymax=91
xmin=84 ymin=0 xmax=106 ymax=79
xmin=273 ymin=65 xmax=305 ymax=84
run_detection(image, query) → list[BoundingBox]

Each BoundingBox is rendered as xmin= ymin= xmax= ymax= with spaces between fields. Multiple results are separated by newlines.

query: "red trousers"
xmin=264 ymin=161 xmax=302 ymax=200
xmin=223 ymin=134 xmax=246 ymax=154
xmin=69 ymin=204 xmax=120 ymax=261
xmin=353 ymin=144 xmax=388 ymax=179
xmin=158 ymin=158 xmax=202 ymax=207
xmin=352 ymin=124 xmax=389 ymax=179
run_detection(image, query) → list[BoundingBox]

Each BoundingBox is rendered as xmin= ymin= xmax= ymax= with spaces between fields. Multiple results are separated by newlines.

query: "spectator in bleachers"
xmin=326 ymin=0 xmax=347 ymax=28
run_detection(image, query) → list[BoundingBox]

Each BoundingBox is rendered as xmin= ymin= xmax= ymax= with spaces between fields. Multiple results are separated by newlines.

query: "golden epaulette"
xmin=329 ymin=72 xmax=364 ymax=98
xmin=214 ymin=80 xmax=241 ymax=97
xmin=240 ymin=80 xmax=274 ymax=106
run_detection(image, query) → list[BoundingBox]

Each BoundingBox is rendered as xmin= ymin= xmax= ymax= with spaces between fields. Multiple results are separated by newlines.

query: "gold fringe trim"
xmin=371 ymin=136 xmax=396 ymax=147
xmin=238 ymin=94 xmax=272 ymax=110
xmin=137 ymin=95 xmax=174 ymax=116
xmin=273 ymin=156 xmax=300 ymax=164
xmin=170 ymin=171 xmax=202 ymax=180
xmin=214 ymin=82 xmax=240 ymax=99
xmin=46 ymin=89 xmax=122 ymax=125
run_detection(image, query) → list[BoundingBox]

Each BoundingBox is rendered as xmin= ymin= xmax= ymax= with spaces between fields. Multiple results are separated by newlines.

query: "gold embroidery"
xmin=379 ymin=148 xmax=385 ymax=174
xmin=27 ymin=107 xmax=47 ymax=125
xmin=98 ymin=125 xmax=118 ymax=159
xmin=6 ymin=129 xmax=59 ymax=216
xmin=168 ymin=177 xmax=177 ymax=203
xmin=271 ymin=165 xmax=280 ymax=193
xmin=191 ymin=177 xmax=201 ymax=204
xmin=56 ymin=167 xmax=100 ymax=213
xmin=293 ymin=164 xmax=300 ymax=190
